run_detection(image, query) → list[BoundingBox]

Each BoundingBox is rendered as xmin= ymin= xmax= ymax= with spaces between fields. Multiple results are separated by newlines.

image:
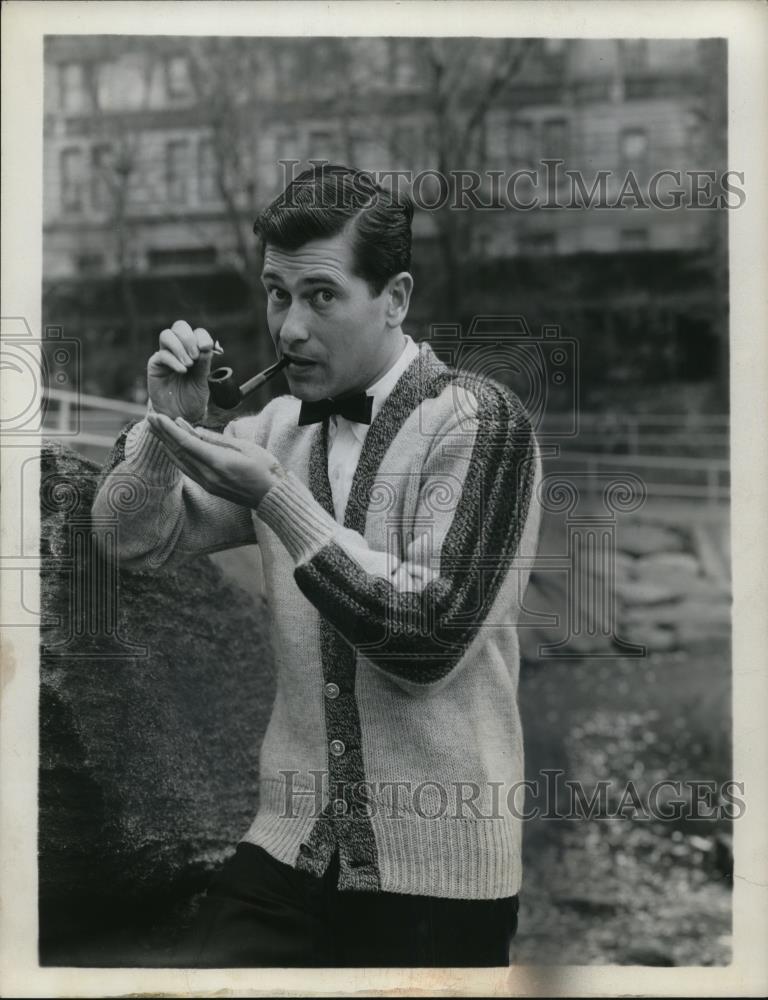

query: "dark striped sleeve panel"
xmin=293 ymin=380 xmax=538 ymax=686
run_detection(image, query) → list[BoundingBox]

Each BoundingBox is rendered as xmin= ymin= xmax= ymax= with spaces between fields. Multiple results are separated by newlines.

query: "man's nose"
xmin=278 ymin=303 xmax=310 ymax=351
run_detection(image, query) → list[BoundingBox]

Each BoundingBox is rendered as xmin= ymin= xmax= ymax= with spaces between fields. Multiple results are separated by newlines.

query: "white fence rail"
xmin=43 ymin=388 xmax=146 ymax=450
xmin=541 ymin=413 xmax=730 ymax=457
xmin=42 ymin=389 xmax=730 ymax=506
xmin=555 ymin=450 xmax=730 ymax=509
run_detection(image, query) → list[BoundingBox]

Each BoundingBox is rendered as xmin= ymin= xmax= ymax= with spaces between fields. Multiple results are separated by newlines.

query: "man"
xmin=92 ymin=164 xmax=543 ymax=968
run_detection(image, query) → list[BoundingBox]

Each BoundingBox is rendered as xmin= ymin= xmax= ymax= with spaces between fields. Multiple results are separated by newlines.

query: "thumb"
xmin=191 ymin=425 xmax=243 ymax=451
xmin=189 ymin=347 xmax=214 ymax=381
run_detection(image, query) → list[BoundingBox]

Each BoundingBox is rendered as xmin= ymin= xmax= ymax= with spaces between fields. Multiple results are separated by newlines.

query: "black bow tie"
xmin=297 ymin=392 xmax=374 ymax=426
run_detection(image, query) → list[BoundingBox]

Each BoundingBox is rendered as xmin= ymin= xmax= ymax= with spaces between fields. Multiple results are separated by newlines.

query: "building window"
xmin=60 ymin=62 xmax=88 ymax=113
xmin=507 ymin=119 xmax=535 ymax=164
xmin=351 ymin=39 xmax=390 ymax=90
xmin=620 ymin=228 xmax=650 ymax=251
xmin=686 ymin=121 xmax=704 ymax=160
xmin=541 ymin=38 xmax=567 ymax=74
xmin=307 ymin=129 xmax=337 ymax=162
xmin=542 ymin=118 xmax=569 ymax=159
xmin=620 ymin=39 xmax=649 ymax=73
xmin=519 ymin=232 xmax=557 ymax=255
xmin=274 ymin=128 xmax=299 ymax=166
xmin=165 ymin=140 xmax=189 ymax=204
xmin=147 ymin=246 xmax=217 ymax=272
xmin=60 ymin=148 xmax=84 ymax=212
xmin=198 ymin=138 xmax=218 ymax=202
xmin=389 ymin=122 xmax=420 ymax=163
xmin=620 ymin=127 xmax=648 ymax=162
xmin=543 ymin=38 xmax=566 ymax=55
xmin=91 ymin=144 xmax=113 ymax=211
xmin=165 ymin=55 xmax=192 ymax=100
xmin=275 ymin=48 xmax=296 ymax=90
xmin=76 ymin=252 xmax=105 ymax=275
xmin=389 ymin=39 xmax=420 ymax=89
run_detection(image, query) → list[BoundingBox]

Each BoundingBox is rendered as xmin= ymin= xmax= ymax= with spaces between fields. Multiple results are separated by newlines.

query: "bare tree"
xmin=88 ymin=42 xmax=160 ymax=357
xmin=107 ymin=133 xmax=142 ymax=355
xmin=352 ymin=38 xmax=539 ymax=324
xmin=185 ymin=38 xmax=273 ymax=373
xmin=692 ymin=38 xmax=729 ymax=408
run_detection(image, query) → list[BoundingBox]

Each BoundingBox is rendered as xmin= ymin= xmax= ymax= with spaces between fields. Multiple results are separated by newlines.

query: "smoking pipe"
xmin=207 ymin=356 xmax=289 ymax=409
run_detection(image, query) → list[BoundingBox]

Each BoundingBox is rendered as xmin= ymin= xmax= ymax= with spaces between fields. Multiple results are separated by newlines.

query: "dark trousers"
xmin=179 ymin=842 xmax=519 ymax=968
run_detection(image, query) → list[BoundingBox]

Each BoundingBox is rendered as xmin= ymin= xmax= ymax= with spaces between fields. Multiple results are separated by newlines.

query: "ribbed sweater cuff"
xmin=123 ymin=419 xmax=180 ymax=484
xmin=256 ymin=471 xmax=337 ymax=564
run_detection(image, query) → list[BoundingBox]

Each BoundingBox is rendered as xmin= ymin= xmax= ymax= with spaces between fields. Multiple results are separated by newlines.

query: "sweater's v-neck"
xmin=307 ymin=343 xmax=451 ymax=534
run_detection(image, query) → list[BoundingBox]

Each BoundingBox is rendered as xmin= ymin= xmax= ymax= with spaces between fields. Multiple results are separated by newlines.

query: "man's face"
xmin=261 ymin=225 xmax=393 ymax=401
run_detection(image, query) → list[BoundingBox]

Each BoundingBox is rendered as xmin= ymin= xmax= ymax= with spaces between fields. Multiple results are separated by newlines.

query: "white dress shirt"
xmin=327 ymin=334 xmax=420 ymax=521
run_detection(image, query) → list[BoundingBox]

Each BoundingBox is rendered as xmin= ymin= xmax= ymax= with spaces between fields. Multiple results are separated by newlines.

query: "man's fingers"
xmin=189 ymin=424 xmax=243 ymax=451
xmin=146 ymin=413 xmax=186 ymax=455
xmin=194 ymin=327 xmax=214 ymax=353
xmin=161 ymin=443 xmax=211 ymax=485
xmin=149 ymin=413 xmax=226 ymax=466
xmin=148 ymin=412 xmax=194 ymax=450
xmin=147 ymin=417 xmax=211 ymax=477
xmin=171 ymin=319 xmax=200 ymax=360
xmin=149 ymin=349 xmax=187 ymax=375
xmin=159 ymin=328 xmax=194 ymax=367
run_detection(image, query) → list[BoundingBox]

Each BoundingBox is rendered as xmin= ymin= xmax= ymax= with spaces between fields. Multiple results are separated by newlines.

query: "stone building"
xmin=42 ymin=36 xmax=727 ymax=398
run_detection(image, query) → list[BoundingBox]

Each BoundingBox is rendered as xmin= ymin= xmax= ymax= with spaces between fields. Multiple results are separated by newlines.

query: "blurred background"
xmin=39 ymin=36 xmax=732 ymax=968
xmin=42 ymin=37 xmax=727 ymax=419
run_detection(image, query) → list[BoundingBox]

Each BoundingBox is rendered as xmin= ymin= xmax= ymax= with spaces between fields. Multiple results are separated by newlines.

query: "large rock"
xmin=633 ymin=551 xmax=702 ymax=599
xmin=617 ymin=522 xmax=686 ymax=557
xmin=39 ymin=441 xmax=275 ymax=965
xmin=622 ymin=596 xmax=731 ymax=630
xmin=615 ymin=580 xmax=684 ymax=606
xmin=522 ymin=567 xmax=620 ymax=658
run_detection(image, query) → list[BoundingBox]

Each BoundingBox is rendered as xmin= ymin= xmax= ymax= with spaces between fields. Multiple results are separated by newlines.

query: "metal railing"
xmin=42 ymin=389 xmax=731 ymax=506
xmin=43 ymin=388 xmax=147 ymax=449
xmin=541 ymin=413 xmax=730 ymax=457
xmin=549 ymin=450 xmax=730 ymax=509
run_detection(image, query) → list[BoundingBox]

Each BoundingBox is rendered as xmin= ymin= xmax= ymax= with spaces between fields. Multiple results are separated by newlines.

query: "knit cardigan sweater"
xmin=92 ymin=341 xmax=543 ymax=900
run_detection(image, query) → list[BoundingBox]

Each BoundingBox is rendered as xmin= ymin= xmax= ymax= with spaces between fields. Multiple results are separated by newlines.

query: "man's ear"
xmin=384 ymin=272 xmax=414 ymax=328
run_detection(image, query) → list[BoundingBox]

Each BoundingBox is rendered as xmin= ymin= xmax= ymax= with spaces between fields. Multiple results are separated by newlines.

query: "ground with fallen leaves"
xmin=512 ymin=647 xmax=732 ymax=966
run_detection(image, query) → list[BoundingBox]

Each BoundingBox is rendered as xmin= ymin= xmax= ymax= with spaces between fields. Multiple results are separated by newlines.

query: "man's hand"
xmin=147 ymin=320 xmax=216 ymax=423
xmin=146 ymin=412 xmax=286 ymax=508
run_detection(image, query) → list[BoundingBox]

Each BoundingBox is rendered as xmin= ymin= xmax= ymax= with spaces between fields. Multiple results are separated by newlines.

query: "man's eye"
xmin=268 ymin=287 xmax=288 ymax=304
xmin=312 ymin=289 xmax=335 ymax=306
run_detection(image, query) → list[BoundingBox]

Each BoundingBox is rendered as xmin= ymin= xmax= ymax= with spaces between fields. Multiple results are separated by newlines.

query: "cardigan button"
xmin=332 ymin=798 xmax=348 ymax=816
xmin=329 ymin=739 xmax=346 ymax=757
xmin=324 ymin=682 xmax=340 ymax=700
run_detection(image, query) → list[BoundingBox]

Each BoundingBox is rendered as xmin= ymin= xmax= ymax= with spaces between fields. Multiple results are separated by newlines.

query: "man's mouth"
xmin=283 ymin=353 xmax=316 ymax=369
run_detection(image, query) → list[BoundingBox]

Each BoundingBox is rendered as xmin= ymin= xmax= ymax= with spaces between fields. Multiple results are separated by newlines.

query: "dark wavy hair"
xmin=253 ymin=164 xmax=414 ymax=296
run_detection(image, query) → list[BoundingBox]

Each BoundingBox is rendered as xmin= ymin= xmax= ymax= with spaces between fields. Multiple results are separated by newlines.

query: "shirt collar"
xmin=332 ymin=334 xmax=420 ymax=443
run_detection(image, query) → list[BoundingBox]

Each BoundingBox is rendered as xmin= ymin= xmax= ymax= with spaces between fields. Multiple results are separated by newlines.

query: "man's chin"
xmin=287 ymin=380 xmax=330 ymax=403
xmin=285 ymin=369 xmax=346 ymax=402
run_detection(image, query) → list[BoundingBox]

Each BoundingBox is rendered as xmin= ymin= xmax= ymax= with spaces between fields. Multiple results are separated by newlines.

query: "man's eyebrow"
xmin=261 ymin=270 xmax=346 ymax=289
xmin=260 ymin=269 xmax=284 ymax=284
xmin=301 ymin=273 xmax=345 ymax=288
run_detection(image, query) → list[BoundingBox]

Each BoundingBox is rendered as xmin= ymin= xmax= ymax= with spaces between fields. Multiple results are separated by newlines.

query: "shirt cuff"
xmin=256 ymin=470 xmax=337 ymax=564
xmin=123 ymin=419 xmax=180 ymax=484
